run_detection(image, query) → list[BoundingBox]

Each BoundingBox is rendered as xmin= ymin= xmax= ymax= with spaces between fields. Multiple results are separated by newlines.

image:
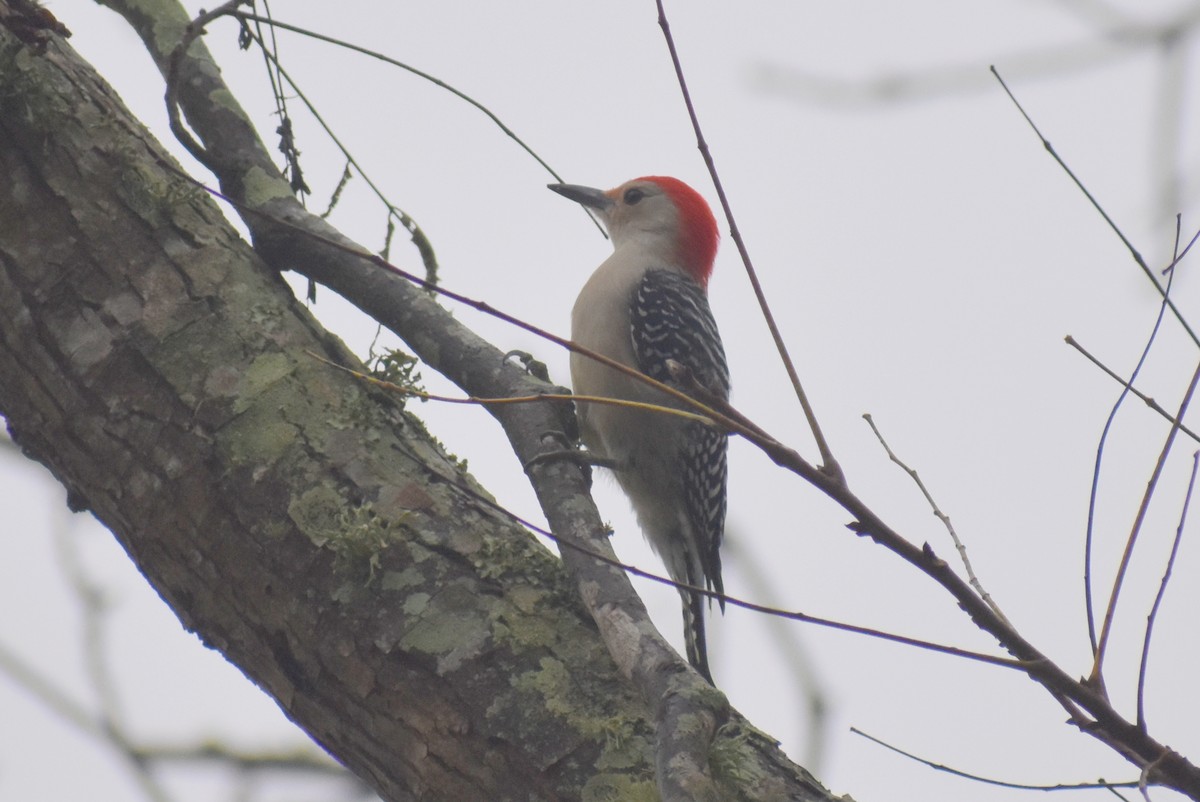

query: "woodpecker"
xmin=548 ymin=176 xmax=729 ymax=684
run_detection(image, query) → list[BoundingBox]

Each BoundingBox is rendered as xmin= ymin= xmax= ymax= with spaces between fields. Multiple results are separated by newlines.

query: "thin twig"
xmin=655 ymin=0 xmax=842 ymax=481
xmin=308 ymin=350 xmax=719 ymax=426
xmin=1065 ymin=336 xmax=1200 ymax=447
xmin=1092 ymin=357 xmax=1200 ymax=683
xmin=851 ymin=727 xmax=1138 ymax=792
xmin=991 ymin=66 xmax=1200 ymax=348
xmin=863 ymin=414 xmax=1011 ymax=627
xmin=249 ymin=4 xmax=286 ymax=125
xmin=1081 ymin=214 xmax=1183 ymax=657
xmin=1136 ymin=449 xmax=1197 ymax=730
xmin=233 ymin=22 xmax=437 ymax=282
xmin=229 ymin=9 xmax=605 ymax=240
xmin=248 ymin=1 xmax=304 ymax=195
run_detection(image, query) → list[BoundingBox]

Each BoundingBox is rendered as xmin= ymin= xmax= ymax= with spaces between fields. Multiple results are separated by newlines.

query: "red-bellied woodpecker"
xmin=548 ymin=176 xmax=729 ymax=684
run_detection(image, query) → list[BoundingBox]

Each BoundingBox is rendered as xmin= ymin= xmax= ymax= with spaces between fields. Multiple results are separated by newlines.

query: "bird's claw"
xmin=523 ymin=431 xmax=614 ymax=488
xmin=503 ymin=350 xmax=550 ymax=382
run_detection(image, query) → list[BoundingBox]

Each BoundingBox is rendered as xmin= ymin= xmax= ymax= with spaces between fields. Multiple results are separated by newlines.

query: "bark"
xmin=0 ymin=4 xmax=839 ymax=800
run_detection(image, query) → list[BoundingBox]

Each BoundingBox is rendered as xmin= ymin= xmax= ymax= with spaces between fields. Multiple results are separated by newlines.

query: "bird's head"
xmin=549 ymin=176 xmax=719 ymax=289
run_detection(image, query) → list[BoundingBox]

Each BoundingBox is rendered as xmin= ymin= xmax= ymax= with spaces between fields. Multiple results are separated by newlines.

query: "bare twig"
xmin=1065 ymin=336 xmax=1200 ymax=447
xmin=991 ymin=66 xmax=1200 ymax=348
xmin=229 ymin=9 xmax=604 ymax=240
xmin=1080 ymin=215 xmax=1184 ymax=657
xmin=1136 ymin=449 xmax=1197 ymax=730
xmin=851 ymin=727 xmax=1138 ymax=793
xmin=655 ymin=0 xmax=842 ymax=482
xmin=862 ymin=414 xmax=1011 ymax=627
xmin=233 ymin=22 xmax=437 ymax=282
xmin=1092 ymin=358 xmax=1200 ymax=684
xmin=247 ymin=2 xmax=307 ymax=196
xmin=310 ymin=350 xmax=719 ymax=426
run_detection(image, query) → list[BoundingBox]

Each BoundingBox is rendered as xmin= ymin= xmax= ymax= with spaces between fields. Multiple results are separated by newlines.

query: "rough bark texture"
xmin=0 ymin=7 xmax=842 ymax=801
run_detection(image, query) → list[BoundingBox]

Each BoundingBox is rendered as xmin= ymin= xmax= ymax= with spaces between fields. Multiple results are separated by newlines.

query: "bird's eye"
xmin=623 ymin=187 xmax=646 ymax=205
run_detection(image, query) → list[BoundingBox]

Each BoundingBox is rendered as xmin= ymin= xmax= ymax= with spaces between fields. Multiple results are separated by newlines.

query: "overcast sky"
xmin=5 ymin=2 xmax=1200 ymax=800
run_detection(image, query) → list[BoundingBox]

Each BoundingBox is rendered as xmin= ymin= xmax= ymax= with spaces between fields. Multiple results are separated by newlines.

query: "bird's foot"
xmin=503 ymin=350 xmax=550 ymax=382
xmin=523 ymin=432 xmax=614 ymax=487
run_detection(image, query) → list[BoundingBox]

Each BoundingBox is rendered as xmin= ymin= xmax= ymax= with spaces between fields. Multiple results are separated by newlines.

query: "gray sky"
xmin=4 ymin=1 xmax=1200 ymax=800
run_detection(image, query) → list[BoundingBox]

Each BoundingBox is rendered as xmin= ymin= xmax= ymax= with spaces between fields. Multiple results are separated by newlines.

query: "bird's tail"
xmin=681 ymin=586 xmax=714 ymax=684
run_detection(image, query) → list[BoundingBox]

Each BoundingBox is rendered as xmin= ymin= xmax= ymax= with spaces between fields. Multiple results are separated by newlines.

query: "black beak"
xmin=548 ymin=183 xmax=613 ymax=211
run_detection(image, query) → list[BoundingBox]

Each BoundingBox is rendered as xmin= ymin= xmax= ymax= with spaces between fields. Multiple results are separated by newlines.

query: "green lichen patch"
xmin=289 ymin=487 xmax=404 ymax=588
xmin=709 ymin=720 xmax=784 ymax=798
xmin=221 ymin=407 xmax=299 ymax=467
xmin=379 ymin=566 xmax=425 ymax=593
xmin=230 ymin=352 xmax=294 ymax=414
xmin=289 ymin=485 xmax=348 ymax=548
xmin=397 ymin=582 xmax=492 ymax=673
xmin=241 ymin=165 xmax=294 ymax=208
xmin=580 ymin=773 xmax=659 ymax=802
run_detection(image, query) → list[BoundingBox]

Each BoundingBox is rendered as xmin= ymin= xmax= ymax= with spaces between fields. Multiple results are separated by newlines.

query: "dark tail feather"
xmin=681 ymin=587 xmax=714 ymax=684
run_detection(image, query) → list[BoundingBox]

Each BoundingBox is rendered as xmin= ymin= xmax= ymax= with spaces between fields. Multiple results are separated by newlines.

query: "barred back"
xmin=630 ymin=268 xmax=730 ymax=683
